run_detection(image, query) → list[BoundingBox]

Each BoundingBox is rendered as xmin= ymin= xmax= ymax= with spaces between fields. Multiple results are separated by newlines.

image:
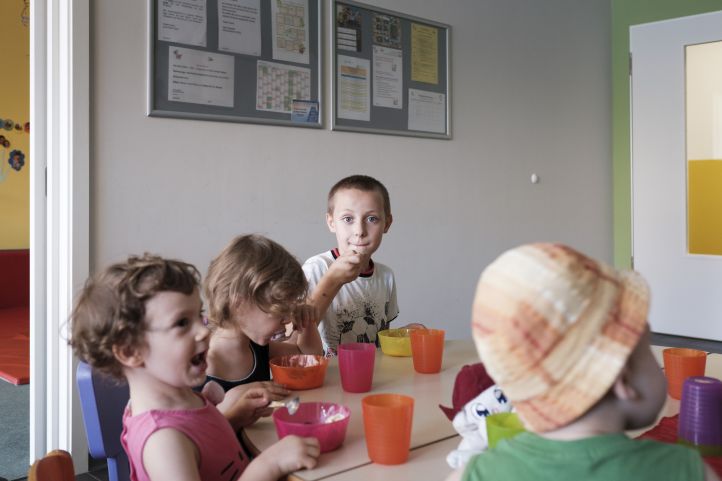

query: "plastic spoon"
xmin=269 ymin=396 xmax=300 ymax=415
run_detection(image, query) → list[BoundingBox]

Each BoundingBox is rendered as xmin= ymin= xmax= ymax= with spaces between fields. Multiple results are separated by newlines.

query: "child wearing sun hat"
xmin=446 ymin=243 xmax=719 ymax=481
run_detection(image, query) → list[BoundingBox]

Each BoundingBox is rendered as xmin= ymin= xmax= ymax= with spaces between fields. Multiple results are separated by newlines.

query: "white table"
xmin=243 ymin=340 xmax=478 ymax=481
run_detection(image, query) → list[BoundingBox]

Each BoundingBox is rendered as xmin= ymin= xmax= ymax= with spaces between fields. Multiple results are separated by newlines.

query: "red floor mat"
xmin=637 ymin=414 xmax=722 ymax=477
xmin=0 ymin=307 xmax=30 ymax=385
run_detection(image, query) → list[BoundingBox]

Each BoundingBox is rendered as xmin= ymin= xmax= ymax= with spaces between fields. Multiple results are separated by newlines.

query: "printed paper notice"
xmin=158 ymin=0 xmax=207 ymax=47
xmin=168 ymin=47 xmax=234 ymax=107
xmin=411 ymin=23 xmax=438 ymax=85
xmin=256 ymin=60 xmax=311 ymax=113
xmin=408 ymin=88 xmax=445 ymax=133
xmin=271 ymin=0 xmax=309 ymax=64
xmin=337 ymin=55 xmax=370 ymax=121
xmin=372 ymin=46 xmax=402 ymax=109
xmin=336 ymin=4 xmax=362 ymax=52
xmin=218 ymin=0 xmax=261 ymax=56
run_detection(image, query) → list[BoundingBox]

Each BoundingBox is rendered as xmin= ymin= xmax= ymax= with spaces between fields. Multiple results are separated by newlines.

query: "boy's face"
xmin=139 ymin=288 xmax=210 ymax=389
xmin=623 ymin=327 xmax=668 ymax=430
xmin=326 ymin=188 xmax=392 ymax=258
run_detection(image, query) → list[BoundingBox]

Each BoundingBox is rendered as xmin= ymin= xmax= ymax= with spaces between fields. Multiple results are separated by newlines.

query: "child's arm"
xmin=307 ymin=250 xmax=368 ymax=323
xmin=271 ymin=304 xmax=323 ymax=357
xmin=216 ymin=384 xmax=288 ymax=429
xmin=241 ymin=435 xmax=320 ymax=481
xmin=705 ymin=463 xmax=721 ymax=481
xmin=444 ymin=468 xmax=464 ymax=481
xmin=143 ymin=428 xmax=202 ymax=481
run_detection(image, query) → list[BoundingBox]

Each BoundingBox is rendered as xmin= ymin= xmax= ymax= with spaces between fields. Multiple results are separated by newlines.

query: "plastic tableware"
xmin=338 ymin=343 xmax=376 ymax=393
xmin=273 ymin=402 xmax=351 ymax=453
xmin=378 ymin=329 xmax=414 ymax=357
xmin=362 ymin=393 xmax=414 ymax=465
xmin=662 ymin=348 xmax=707 ymax=399
xmin=486 ymin=412 xmax=526 ymax=448
xmin=677 ymin=376 xmax=722 ymax=456
xmin=268 ymin=396 xmax=300 ymax=415
xmin=410 ymin=329 xmax=445 ymax=374
xmin=270 ymin=354 xmax=329 ymax=390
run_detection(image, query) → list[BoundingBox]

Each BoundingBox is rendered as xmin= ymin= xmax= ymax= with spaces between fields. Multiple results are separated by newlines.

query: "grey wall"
xmin=91 ymin=0 xmax=612 ymax=340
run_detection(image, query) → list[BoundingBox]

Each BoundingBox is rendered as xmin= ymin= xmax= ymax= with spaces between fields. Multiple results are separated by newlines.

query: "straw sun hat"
xmin=471 ymin=243 xmax=649 ymax=432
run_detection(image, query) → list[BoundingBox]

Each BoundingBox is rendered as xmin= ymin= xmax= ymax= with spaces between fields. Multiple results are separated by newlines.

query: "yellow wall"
xmin=0 ymin=1 xmax=30 ymax=249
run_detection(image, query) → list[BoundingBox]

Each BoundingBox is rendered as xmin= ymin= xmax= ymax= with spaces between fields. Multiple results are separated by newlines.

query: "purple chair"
xmin=76 ymin=361 xmax=130 ymax=481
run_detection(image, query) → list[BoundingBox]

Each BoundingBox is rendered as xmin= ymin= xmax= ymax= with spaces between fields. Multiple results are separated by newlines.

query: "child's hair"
xmin=327 ymin=174 xmax=391 ymax=219
xmin=471 ymin=243 xmax=649 ymax=433
xmin=70 ymin=254 xmax=201 ymax=379
xmin=203 ymin=234 xmax=308 ymax=330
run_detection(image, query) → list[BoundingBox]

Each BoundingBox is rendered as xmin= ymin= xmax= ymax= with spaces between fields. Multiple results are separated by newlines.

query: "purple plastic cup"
xmin=338 ymin=343 xmax=376 ymax=393
xmin=677 ymin=376 xmax=722 ymax=456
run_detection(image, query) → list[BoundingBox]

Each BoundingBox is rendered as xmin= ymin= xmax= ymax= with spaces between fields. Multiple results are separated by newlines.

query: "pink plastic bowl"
xmin=272 ymin=402 xmax=351 ymax=453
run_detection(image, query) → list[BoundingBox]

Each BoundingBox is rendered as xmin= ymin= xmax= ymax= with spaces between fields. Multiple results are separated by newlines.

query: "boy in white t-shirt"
xmin=303 ymin=175 xmax=422 ymax=356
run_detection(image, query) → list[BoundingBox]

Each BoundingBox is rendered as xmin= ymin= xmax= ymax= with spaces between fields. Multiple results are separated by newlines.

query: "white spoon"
xmin=269 ymin=396 xmax=300 ymax=415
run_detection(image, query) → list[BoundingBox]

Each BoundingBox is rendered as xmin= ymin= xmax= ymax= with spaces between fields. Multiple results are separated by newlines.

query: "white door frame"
xmin=30 ymin=0 xmax=90 ymax=472
xmin=630 ymin=10 xmax=722 ymax=341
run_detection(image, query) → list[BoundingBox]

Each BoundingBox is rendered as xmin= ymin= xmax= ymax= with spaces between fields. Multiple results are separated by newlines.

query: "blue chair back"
xmin=76 ymin=361 xmax=130 ymax=481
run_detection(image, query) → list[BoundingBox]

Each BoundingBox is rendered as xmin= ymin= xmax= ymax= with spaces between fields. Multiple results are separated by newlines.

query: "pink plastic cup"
xmin=338 ymin=342 xmax=376 ymax=393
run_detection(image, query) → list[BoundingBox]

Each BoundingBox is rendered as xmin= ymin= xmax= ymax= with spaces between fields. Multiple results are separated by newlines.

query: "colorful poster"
xmin=336 ymin=4 xmax=362 ymax=52
xmin=373 ymin=13 xmax=401 ymax=49
xmin=411 ymin=23 xmax=438 ymax=85
xmin=218 ymin=0 xmax=261 ymax=56
xmin=158 ymin=0 xmax=207 ymax=47
xmin=337 ymin=55 xmax=370 ymax=121
xmin=168 ymin=47 xmax=234 ymax=107
xmin=271 ymin=0 xmax=309 ymax=64
xmin=256 ymin=60 xmax=311 ymax=113
xmin=291 ymin=100 xmax=319 ymax=123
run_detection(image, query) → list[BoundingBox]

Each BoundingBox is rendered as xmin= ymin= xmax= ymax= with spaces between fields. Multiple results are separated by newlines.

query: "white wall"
xmin=91 ymin=0 xmax=611 ymax=340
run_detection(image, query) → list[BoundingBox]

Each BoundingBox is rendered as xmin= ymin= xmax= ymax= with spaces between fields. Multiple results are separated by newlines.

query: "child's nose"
xmin=195 ymin=321 xmax=210 ymax=341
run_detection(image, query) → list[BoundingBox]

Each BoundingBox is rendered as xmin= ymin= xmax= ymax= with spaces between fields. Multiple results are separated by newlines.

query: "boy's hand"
xmin=328 ymin=250 xmax=368 ymax=284
xmin=267 ymin=435 xmax=321 ymax=473
xmin=292 ymin=304 xmax=318 ymax=332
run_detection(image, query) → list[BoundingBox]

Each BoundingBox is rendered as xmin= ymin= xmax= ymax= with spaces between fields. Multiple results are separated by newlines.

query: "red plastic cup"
xmin=410 ymin=329 xmax=445 ymax=373
xmin=662 ymin=348 xmax=706 ymax=399
xmin=362 ymin=394 xmax=414 ymax=465
xmin=338 ymin=343 xmax=376 ymax=393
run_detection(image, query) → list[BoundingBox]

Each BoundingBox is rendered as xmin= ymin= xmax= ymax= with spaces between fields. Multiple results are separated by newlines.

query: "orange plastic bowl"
xmin=378 ymin=329 xmax=413 ymax=357
xmin=270 ymin=354 xmax=329 ymax=390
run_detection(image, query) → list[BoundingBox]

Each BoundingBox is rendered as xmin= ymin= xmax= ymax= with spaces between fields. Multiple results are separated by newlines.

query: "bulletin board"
xmin=147 ymin=0 xmax=322 ymax=128
xmin=331 ymin=1 xmax=451 ymax=139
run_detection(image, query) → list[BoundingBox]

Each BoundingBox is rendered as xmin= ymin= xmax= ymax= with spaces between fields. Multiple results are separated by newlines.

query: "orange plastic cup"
xmin=663 ymin=348 xmax=707 ymax=399
xmin=362 ymin=394 xmax=414 ymax=465
xmin=410 ymin=329 xmax=445 ymax=373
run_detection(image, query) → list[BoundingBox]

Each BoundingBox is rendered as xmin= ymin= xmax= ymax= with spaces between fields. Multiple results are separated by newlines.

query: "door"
xmin=631 ymin=10 xmax=722 ymax=340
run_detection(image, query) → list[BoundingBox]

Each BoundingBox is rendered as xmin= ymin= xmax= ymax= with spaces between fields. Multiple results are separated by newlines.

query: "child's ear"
xmin=383 ymin=214 xmax=393 ymax=233
xmin=326 ymin=212 xmax=336 ymax=233
xmin=611 ymin=365 xmax=640 ymax=402
xmin=112 ymin=343 xmax=144 ymax=369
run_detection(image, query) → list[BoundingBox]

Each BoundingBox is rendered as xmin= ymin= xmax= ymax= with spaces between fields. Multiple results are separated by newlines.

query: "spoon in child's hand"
xmin=269 ymin=396 xmax=300 ymax=415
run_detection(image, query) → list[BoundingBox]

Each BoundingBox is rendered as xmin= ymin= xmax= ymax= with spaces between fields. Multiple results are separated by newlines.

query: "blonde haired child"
xmin=202 ymin=234 xmax=323 ymax=408
xmin=447 ymin=243 xmax=719 ymax=481
xmin=71 ymin=254 xmax=320 ymax=481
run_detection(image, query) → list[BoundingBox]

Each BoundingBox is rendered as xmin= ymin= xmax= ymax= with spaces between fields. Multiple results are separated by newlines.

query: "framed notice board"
xmin=148 ymin=0 xmax=322 ymax=128
xmin=331 ymin=0 xmax=451 ymax=139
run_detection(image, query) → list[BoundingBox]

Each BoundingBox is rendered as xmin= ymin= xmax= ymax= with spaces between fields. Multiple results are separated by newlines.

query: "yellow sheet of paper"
xmin=411 ymin=23 xmax=438 ymax=85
